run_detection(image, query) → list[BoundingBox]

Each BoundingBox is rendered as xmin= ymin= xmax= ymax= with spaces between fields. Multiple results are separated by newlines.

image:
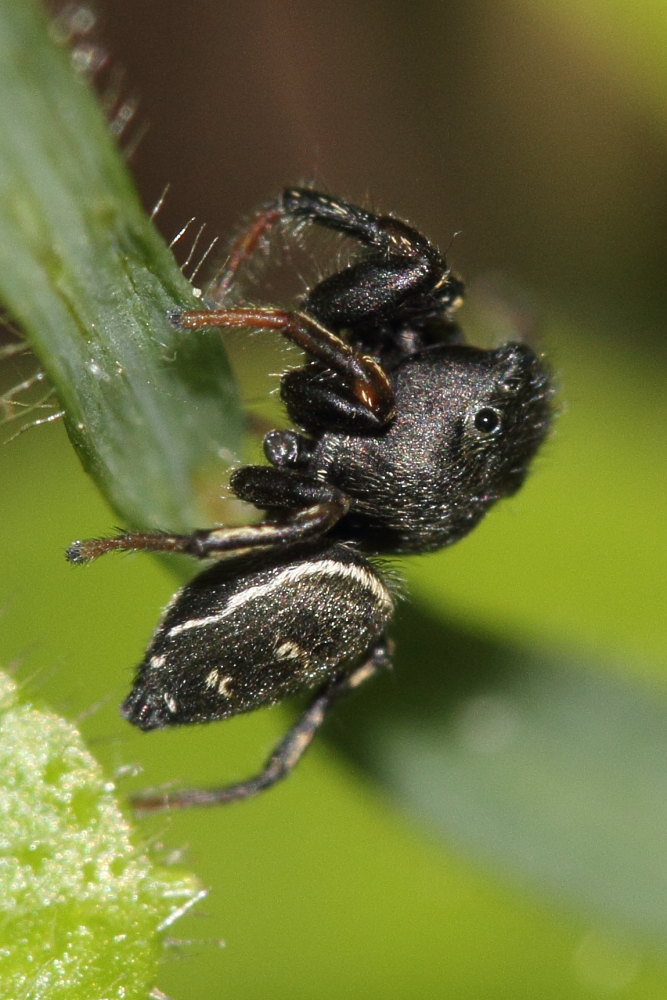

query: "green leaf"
xmin=0 ymin=670 xmax=202 ymax=1000
xmin=0 ymin=0 xmax=241 ymax=531
xmin=332 ymin=605 xmax=667 ymax=942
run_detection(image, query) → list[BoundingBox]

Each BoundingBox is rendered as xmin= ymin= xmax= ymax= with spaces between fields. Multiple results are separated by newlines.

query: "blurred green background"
xmin=1 ymin=1 xmax=666 ymax=997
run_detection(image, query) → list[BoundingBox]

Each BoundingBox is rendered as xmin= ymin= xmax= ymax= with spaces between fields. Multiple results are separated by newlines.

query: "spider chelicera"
xmin=67 ymin=188 xmax=552 ymax=811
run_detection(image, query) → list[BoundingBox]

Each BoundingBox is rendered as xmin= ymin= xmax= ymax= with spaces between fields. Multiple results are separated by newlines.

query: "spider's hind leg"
xmin=130 ymin=637 xmax=392 ymax=812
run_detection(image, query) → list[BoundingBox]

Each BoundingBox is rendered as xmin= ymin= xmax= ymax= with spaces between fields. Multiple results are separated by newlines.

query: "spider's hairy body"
xmin=67 ymin=188 xmax=551 ymax=811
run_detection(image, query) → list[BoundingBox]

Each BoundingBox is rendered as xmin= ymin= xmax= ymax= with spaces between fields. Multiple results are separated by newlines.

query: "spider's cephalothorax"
xmin=67 ymin=188 xmax=552 ymax=811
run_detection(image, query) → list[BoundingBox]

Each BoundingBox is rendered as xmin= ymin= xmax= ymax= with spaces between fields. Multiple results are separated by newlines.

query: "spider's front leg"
xmin=65 ymin=468 xmax=350 ymax=565
xmin=206 ymin=187 xmax=441 ymax=305
xmin=176 ymin=306 xmax=396 ymax=429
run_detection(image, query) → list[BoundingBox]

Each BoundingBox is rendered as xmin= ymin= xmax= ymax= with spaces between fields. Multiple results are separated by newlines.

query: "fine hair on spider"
xmin=67 ymin=188 xmax=552 ymax=812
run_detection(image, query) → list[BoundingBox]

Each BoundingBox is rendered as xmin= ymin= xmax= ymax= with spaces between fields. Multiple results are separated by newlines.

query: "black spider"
xmin=67 ymin=188 xmax=552 ymax=811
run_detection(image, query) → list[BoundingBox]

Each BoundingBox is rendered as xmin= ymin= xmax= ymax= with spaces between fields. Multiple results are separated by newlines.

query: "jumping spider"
xmin=67 ymin=188 xmax=552 ymax=811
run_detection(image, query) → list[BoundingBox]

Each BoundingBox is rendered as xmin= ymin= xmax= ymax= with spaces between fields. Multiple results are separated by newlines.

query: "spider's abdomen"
xmin=122 ymin=543 xmax=393 ymax=731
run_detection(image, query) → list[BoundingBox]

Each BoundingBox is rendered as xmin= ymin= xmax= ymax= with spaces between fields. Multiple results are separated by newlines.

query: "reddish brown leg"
xmin=177 ymin=306 xmax=395 ymax=424
xmin=65 ymin=497 xmax=349 ymax=565
xmin=207 ymin=203 xmax=284 ymax=303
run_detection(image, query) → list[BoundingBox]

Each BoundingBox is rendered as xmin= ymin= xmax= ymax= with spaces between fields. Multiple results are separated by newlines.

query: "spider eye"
xmin=473 ymin=408 xmax=501 ymax=434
